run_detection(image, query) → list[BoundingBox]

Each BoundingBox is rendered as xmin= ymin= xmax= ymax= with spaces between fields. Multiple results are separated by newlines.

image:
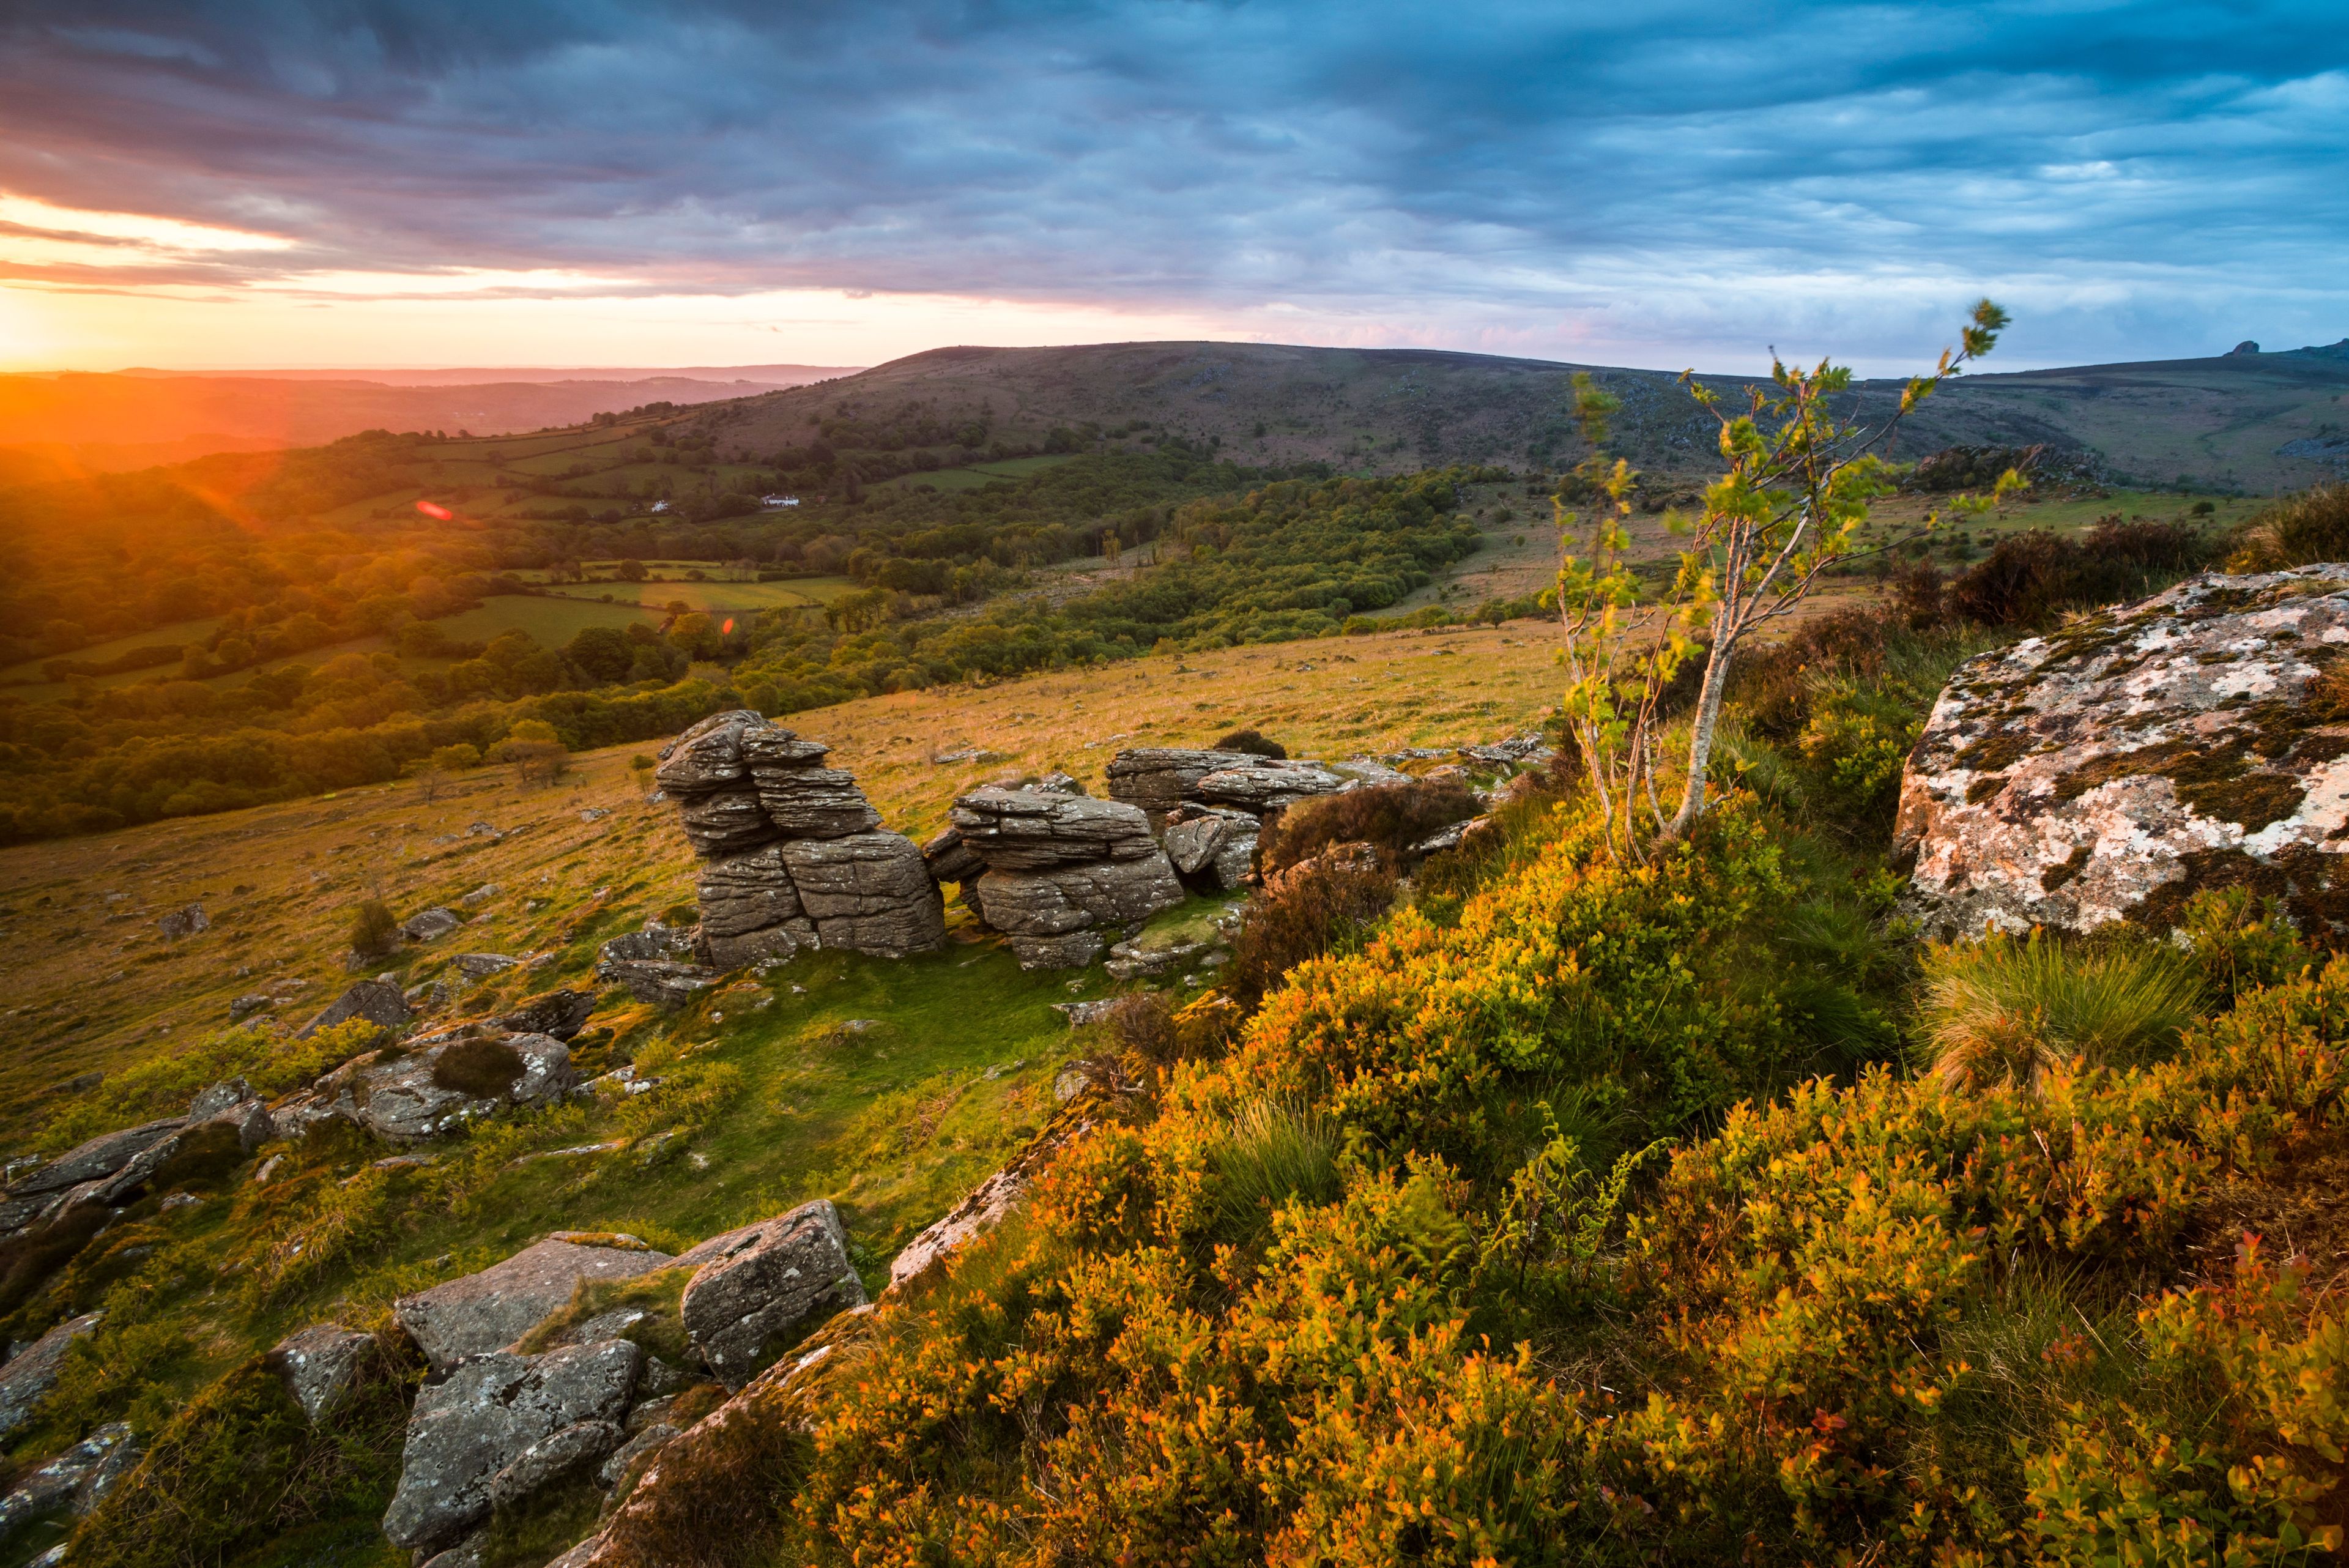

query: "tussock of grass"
xmin=1914 ymin=931 xmax=2203 ymax=1092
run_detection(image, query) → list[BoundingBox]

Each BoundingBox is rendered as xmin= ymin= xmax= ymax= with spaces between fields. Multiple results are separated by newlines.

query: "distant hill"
xmin=0 ymin=364 xmax=859 ymax=478
xmin=689 ymin=338 xmax=2349 ymax=494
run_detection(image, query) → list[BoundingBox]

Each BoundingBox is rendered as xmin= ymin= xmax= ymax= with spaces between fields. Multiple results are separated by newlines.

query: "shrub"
xmin=1948 ymin=519 xmax=2211 ymax=627
xmin=347 ymin=897 xmax=398 ymax=957
xmin=428 ymin=741 xmax=481 ymax=771
xmin=1212 ymin=726 xmax=1286 ymax=758
xmin=1223 ymin=849 xmax=1397 ymax=1005
xmin=1914 ymin=931 xmax=2204 ymax=1092
xmin=429 ymin=1038 xmax=526 ymax=1099
xmin=1255 ymin=778 xmax=1481 ymax=877
xmin=2225 ymin=482 xmax=2349 ymax=571
xmin=2178 ymin=885 xmax=2314 ymax=1005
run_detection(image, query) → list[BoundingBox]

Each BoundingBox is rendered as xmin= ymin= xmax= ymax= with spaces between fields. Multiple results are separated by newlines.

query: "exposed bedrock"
xmin=1896 ymin=565 xmax=2349 ymax=939
xmin=648 ymin=710 xmax=942 ymax=970
xmin=949 ymin=786 xmax=1184 ymax=968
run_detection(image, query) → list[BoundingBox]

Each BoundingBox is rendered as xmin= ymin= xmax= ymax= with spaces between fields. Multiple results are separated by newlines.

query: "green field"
xmin=0 ymin=616 xmax=229 ymax=690
xmin=883 ymin=453 xmax=1078 ymax=491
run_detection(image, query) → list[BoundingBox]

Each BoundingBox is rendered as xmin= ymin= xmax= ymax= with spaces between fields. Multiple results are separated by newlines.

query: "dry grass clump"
xmin=2226 ymin=483 xmax=2349 ymax=572
xmin=1914 ymin=932 xmax=2203 ymax=1093
xmin=1212 ymin=726 xmax=1287 ymax=758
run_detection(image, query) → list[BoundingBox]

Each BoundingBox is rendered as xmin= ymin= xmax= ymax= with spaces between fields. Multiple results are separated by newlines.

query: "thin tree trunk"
xmin=1668 ymin=610 xmax=1740 ymax=839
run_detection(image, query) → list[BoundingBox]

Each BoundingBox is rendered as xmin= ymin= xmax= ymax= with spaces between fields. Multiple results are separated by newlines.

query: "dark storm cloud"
xmin=1 ymin=1 xmax=2343 ymax=365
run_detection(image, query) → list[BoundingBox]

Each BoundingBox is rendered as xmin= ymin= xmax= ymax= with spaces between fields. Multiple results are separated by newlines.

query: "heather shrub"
xmin=1222 ymin=849 xmax=1397 ymax=1005
xmin=70 ymin=1336 xmax=417 ymax=1568
xmin=1211 ymin=726 xmax=1286 ymax=758
xmin=1255 ymin=776 xmax=1481 ymax=876
xmin=347 ymin=896 xmax=398 ymax=957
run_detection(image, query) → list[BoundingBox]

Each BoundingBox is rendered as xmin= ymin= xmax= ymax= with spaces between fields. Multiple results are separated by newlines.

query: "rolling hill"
xmin=686 ymin=337 xmax=2349 ymax=494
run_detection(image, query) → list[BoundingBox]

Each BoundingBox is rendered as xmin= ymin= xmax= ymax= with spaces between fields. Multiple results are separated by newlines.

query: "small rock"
xmin=402 ymin=908 xmax=462 ymax=943
xmin=0 ymin=1420 xmax=139 ymax=1537
xmin=0 ymin=1314 xmax=103 ymax=1441
xmin=460 ymin=883 xmax=502 ymax=907
xmin=269 ymin=1323 xmax=375 ymax=1423
xmin=228 ymin=992 xmax=274 ymax=1021
xmin=295 ymin=979 xmax=412 ymax=1041
xmin=580 ymin=807 xmax=610 ymax=822
xmin=675 ymin=1200 xmax=868 ymax=1389
xmin=157 ymin=903 xmax=209 ymax=940
xmin=451 ymin=953 xmax=521 ymax=979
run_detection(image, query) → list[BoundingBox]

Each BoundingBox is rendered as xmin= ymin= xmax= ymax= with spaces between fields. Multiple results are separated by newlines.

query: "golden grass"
xmin=0 ymin=622 xmax=1573 ymax=1150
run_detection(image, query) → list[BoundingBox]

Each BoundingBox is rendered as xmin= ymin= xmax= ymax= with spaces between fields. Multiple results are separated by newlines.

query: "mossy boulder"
xmin=1896 ymin=564 xmax=2349 ymax=938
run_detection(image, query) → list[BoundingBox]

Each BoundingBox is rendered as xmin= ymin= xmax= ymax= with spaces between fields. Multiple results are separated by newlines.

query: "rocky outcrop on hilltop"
xmin=652 ymin=710 xmax=944 ymax=970
xmin=1896 ymin=565 xmax=2349 ymax=938
xmin=948 ymin=783 xmax=1185 ymax=968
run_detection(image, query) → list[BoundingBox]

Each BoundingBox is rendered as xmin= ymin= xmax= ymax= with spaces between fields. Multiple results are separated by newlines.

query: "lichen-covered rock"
xmin=948 ymin=787 xmax=1162 ymax=869
xmin=1896 ymin=565 xmax=2349 ymax=938
xmin=380 ymin=1339 xmax=640 ymax=1551
xmin=495 ymin=989 xmax=599 ymax=1042
xmin=778 ymin=831 xmax=945 ymax=956
xmin=1162 ymin=803 xmax=1260 ymax=889
xmin=395 ymin=1239 xmax=674 ymax=1375
xmin=402 ymin=907 xmax=461 ymax=943
xmin=696 ymin=842 xmax=804 ymax=937
xmin=0 ymin=1421 xmax=138 ymax=1539
xmin=920 ymin=825 xmax=988 ymax=886
xmin=595 ymin=924 xmax=718 ymax=1007
xmin=1104 ymin=748 xmax=1258 ymax=819
xmin=486 ymin=1418 xmax=625 ymax=1509
xmin=675 ymin=1200 xmax=867 ymax=1388
xmin=1195 ymin=760 xmax=1349 ymax=811
xmin=157 ymin=903 xmax=208 ymax=940
xmin=307 ymin=1032 xmax=577 ymax=1144
xmin=6 ymin=1120 xmax=182 ymax=1197
xmin=971 ymin=857 xmax=1184 ymax=937
xmin=653 ymin=708 xmax=762 ymax=793
xmin=0 ymin=1315 xmax=102 ymax=1441
xmin=654 ymin=715 xmax=940 ymax=961
xmin=674 ymin=787 xmax=778 ymax=858
xmin=269 ymin=1323 xmax=376 ymax=1422
xmin=297 ymin=978 xmax=412 ymax=1040
xmin=749 ymin=765 xmax=883 ymax=839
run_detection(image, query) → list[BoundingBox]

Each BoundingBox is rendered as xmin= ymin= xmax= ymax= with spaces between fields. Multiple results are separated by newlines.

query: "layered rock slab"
xmin=651 ymin=710 xmax=940 ymax=969
xmin=1895 ymin=565 xmax=2349 ymax=938
xmin=949 ymin=786 xmax=1184 ymax=968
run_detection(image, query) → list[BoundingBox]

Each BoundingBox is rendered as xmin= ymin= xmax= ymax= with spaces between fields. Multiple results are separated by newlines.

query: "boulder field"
xmin=1897 ymin=565 xmax=2349 ymax=938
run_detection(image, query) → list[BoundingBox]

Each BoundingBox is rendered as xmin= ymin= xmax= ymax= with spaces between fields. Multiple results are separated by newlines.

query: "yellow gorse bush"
xmin=732 ymin=803 xmax=2349 ymax=1566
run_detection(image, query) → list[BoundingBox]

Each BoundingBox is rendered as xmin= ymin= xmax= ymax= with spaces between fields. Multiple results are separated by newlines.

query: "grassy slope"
xmin=0 ymin=621 xmax=1577 ymax=1149
xmin=0 ymin=620 xmax=1600 ymax=1557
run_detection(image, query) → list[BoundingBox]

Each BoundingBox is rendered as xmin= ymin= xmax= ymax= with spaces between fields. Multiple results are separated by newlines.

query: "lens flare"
xmin=722 ymin=617 xmax=735 ymax=635
xmin=415 ymin=500 xmax=452 ymax=519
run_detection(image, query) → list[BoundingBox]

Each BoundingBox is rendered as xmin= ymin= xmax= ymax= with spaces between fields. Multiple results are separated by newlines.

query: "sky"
xmin=0 ymin=1 xmax=2343 ymax=376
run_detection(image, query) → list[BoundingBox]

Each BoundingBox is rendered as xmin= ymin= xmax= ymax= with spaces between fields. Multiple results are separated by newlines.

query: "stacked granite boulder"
xmin=947 ymin=780 xmax=1185 ymax=968
xmin=653 ymin=711 xmax=944 ymax=968
xmin=1103 ymin=748 xmax=1370 ymax=892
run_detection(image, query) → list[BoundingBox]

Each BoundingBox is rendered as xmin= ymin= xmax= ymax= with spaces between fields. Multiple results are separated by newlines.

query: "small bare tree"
xmin=1555 ymin=299 xmax=2009 ymax=854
